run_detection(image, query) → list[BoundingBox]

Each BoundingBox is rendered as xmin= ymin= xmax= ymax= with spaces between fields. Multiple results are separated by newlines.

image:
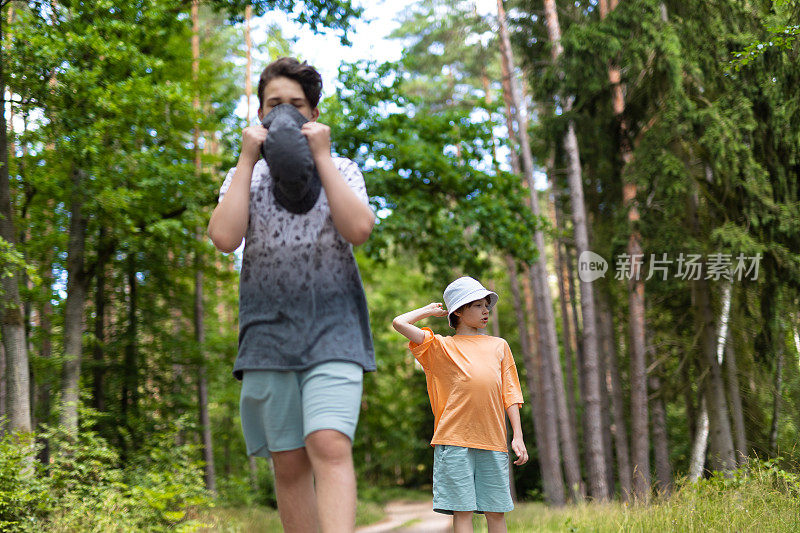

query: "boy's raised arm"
xmin=302 ymin=121 xmax=375 ymax=245
xmin=392 ymin=303 xmax=448 ymax=345
xmin=208 ymin=125 xmax=267 ymax=253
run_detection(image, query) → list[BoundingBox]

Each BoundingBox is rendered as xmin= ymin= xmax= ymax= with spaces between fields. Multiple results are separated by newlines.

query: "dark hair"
xmin=449 ymin=296 xmax=491 ymax=329
xmin=257 ymin=57 xmax=323 ymax=110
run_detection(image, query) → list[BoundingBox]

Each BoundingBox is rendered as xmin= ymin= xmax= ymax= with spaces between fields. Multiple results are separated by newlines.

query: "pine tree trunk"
xmin=92 ymin=227 xmax=111 ymax=412
xmin=497 ymin=1 xmax=567 ymax=505
xmin=563 ymin=119 xmax=608 ymax=500
xmin=121 ymin=254 xmax=139 ymax=429
xmin=59 ymin=167 xmax=89 ymax=437
xmin=553 ymin=200 xmax=580 ymax=440
xmin=598 ymin=0 xmax=651 ymax=500
xmin=245 ymin=5 xmax=253 ymax=122
xmin=725 ymin=341 xmax=747 ymax=464
xmin=768 ymin=341 xmax=784 ymax=454
xmin=598 ymin=293 xmax=633 ymax=500
xmin=193 ymin=0 xmax=215 ymax=493
xmin=648 ymin=361 xmax=672 ymax=495
xmin=538 ymin=0 xmax=606 ymax=500
xmin=505 ymin=256 xmax=564 ymax=505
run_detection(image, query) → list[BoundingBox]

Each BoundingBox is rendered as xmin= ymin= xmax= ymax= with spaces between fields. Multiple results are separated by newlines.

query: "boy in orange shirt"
xmin=392 ymin=276 xmax=528 ymax=533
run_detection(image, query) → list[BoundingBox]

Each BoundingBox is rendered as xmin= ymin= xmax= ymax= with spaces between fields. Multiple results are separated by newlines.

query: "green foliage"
xmin=327 ymin=60 xmax=539 ymax=279
xmin=0 ymin=433 xmax=48 ymax=532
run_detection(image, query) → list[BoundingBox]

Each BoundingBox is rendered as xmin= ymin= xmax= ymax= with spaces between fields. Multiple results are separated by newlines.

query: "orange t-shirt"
xmin=409 ymin=327 xmax=524 ymax=452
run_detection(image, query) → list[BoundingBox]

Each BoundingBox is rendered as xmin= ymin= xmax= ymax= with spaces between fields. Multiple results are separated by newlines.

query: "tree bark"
xmin=121 ymin=254 xmax=139 ymax=429
xmin=92 ymin=227 xmax=111 ymax=412
xmin=723 ymin=284 xmax=747 ymax=463
xmin=696 ymin=277 xmax=736 ymax=473
xmin=768 ymin=340 xmax=784 ymax=454
xmin=498 ymin=0 xmax=581 ymax=503
xmin=562 ymin=120 xmax=607 ymax=500
xmin=648 ymin=358 xmax=672 ymax=495
xmin=0 ymin=8 xmax=31 ymax=436
xmin=505 ymin=256 xmax=563 ymax=505
xmin=539 ymin=0 xmax=606 ymax=501
xmin=553 ymin=201 xmax=580 ymax=439
xmin=497 ymin=1 xmax=568 ymax=505
xmin=598 ymin=293 xmax=632 ymax=500
xmin=688 ymin=395 xmax=709 ymax=482
xmin=59 ymin=166 xmax=89 ymax=437
xmin=599 ymin=0 xmax=651 ymax=500
xmin=193 ymin=0 xmax=216 ymax=494
xmin=725 ymin=342 xmax=747 ymax=464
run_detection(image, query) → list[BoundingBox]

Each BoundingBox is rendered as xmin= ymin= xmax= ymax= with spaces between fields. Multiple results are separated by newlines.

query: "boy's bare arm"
xmin=392 ymin=303 xmax=448 ymax=345
xmin=506 ymin=404 xmax=528 ymax=466
xmin=208 ymin=125 xmax=267 ymax=252
xmin=303 ymin=121 xmax=375 ymax=245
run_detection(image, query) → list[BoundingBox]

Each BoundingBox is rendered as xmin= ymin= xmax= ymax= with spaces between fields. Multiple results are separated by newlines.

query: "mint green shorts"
xmin=432 ymin=444 xmax=514 ymax=515
xmin=239 ymin=361 xmax=363 ymax=458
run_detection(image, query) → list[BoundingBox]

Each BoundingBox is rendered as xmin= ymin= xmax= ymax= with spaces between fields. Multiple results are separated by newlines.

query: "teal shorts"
xmin=239 ymin=361 xmax=363 ymax=458
xmin=432 ymin=444 xmax=514 ymax=515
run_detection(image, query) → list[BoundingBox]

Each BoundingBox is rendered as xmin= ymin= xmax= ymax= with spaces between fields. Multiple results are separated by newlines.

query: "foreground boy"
xmin=208 ymin=57 xmax=376 ymax=532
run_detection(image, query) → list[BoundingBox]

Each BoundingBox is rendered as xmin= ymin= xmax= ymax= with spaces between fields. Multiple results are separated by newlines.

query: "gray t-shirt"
xmin=219 ymin=157 xmax=376 ymax=379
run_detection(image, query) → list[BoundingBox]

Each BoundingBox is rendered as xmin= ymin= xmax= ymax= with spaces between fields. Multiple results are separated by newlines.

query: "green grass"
xmin=469 ymin=464 xmax=800 ymax=532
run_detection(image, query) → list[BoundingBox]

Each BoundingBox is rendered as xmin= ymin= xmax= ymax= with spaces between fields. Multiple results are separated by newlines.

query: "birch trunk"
xmin=696 ymin=277 xmax=736 ymax=473
xmin=688 ymin=395 xmax=709 ymax=481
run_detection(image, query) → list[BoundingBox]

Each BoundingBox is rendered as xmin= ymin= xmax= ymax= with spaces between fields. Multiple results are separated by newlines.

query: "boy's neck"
xmin=454 ymin=325 xmax=486 ymax=336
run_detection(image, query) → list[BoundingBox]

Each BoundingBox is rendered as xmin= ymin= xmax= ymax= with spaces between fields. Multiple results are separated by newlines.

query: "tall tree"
xmin=498 ymin=0 xmax=581 ymax=504
xmin=193 ymin=0 xmax=216 ymax=494
xmin=540 ymin=0 xmax=609 ymax=500
xmin=0 ymin=0 xmax=32 ymax=436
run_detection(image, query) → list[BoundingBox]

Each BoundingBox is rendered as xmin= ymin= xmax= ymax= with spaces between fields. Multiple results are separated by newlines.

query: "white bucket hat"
xmin=443 ymin=276 xmax=499 ymax=328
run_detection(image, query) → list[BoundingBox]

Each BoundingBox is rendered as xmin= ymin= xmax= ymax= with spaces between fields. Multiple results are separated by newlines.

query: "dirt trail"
xmin=356 ymin=500 xmax=451 ymax=533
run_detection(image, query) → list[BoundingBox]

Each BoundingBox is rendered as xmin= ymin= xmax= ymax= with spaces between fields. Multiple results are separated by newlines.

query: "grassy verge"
xmin=471 ymin=462 xmax=800 ymax=532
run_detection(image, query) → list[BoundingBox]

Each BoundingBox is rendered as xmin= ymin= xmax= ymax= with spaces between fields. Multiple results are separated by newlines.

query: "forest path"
xmin=356 ymin=500 xmax=451 ymax=533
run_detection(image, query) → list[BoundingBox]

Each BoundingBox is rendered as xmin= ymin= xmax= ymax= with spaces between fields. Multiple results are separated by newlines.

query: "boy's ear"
xmin=311 ymin=107 xmax=320 ymax=122
xmin=257 ymin=107 xmax=263 ymax=122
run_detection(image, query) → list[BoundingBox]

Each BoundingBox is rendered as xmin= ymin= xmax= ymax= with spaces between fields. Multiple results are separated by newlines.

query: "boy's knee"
xmin=484 ymin=512 xmax=505 ymax=522
xmin=271 ymin=448 xmax=312 ymax=480
xmin=305 ymin=429 xmax=352 ymax=464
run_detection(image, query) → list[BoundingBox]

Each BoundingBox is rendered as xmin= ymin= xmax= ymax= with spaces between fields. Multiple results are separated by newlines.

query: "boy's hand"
xmin=301 ymin=121 xmax=332 ymax=161
xmin=422 ymin=302 xmax=448 ymax=318
xmin=511 ymin=436 xmax=528 ymax=465
xmin=240 ymin=125 xmax=267 ymax=166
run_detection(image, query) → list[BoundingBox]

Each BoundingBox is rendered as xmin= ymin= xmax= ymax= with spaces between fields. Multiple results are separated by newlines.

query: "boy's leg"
xmin=300 ymin=362 xmax=363 ymax=532
xmin=271 ymin=448 xmax=319 ymax=533
xmin=305 ymin=429 xmax=357 ymax=532
xmin=485 ymin=512 xmax=507 ymax=533
xmin=453 ymin=511 xmax=474 ymax=533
